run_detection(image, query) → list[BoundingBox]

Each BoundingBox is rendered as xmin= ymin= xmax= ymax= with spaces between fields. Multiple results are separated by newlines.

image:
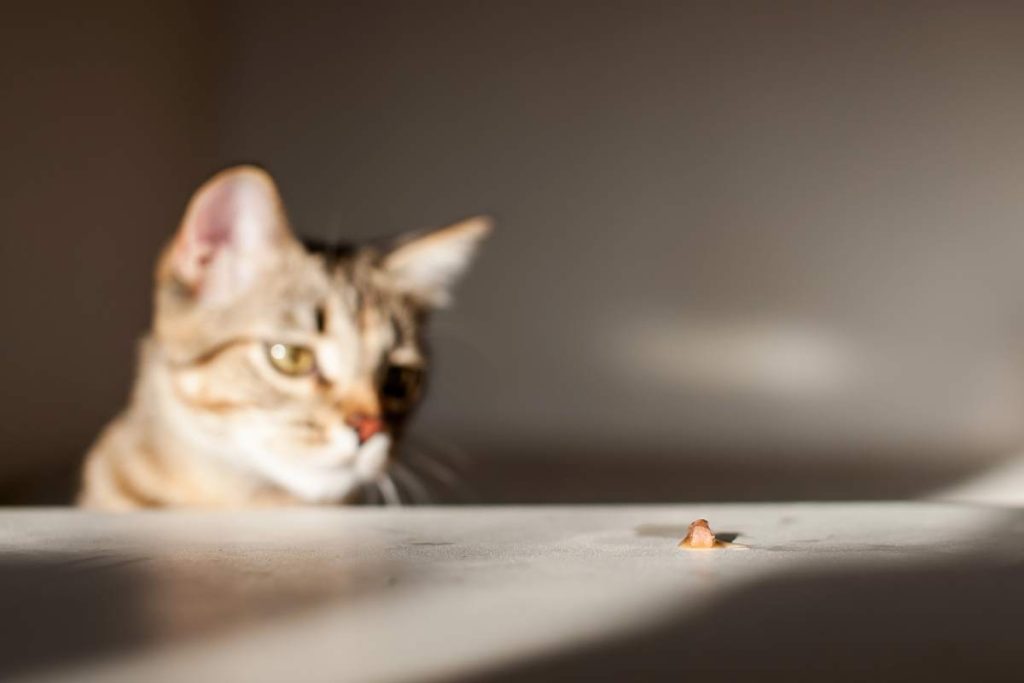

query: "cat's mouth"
xmin=248 ymin=432 xmax=393 ymax=503
xmin=302 ymin=428 xmax=388 ymax=466
xmin=302 ymin=431 xmax=391 ymax=480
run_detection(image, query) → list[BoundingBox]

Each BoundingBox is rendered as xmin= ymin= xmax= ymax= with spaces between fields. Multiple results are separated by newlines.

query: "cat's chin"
xmin=352 ymin=433 xmax=391 ymax=480
xmin=239 ymin=433 xmax=393 ymax=504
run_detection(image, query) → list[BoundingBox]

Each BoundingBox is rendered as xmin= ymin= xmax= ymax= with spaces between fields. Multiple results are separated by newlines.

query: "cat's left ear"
xmin=382 ymin=216 xmax=493 ymax=307
xmin=160 ymin=165 xmax=296 ymax=305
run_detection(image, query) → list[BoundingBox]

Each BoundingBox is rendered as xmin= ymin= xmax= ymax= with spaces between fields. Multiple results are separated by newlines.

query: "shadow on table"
xmin=470 ymin=520 xmax=1024 ymax=682
xmin=0 ymin=556 xmax=151 ymax=679
xmin=0 ymin=550 xmax=400 ymax=680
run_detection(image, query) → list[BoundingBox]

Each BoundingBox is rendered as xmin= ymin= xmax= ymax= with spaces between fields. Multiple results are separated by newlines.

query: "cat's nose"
xmin=346 ymin=413 xmax=384 ymax=444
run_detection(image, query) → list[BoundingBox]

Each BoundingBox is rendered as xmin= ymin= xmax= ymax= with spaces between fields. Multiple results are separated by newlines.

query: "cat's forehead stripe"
xmin=296 ymin=237 xmax=426 ymax=365
xmin=300 ymin=236 xmax=357 ymax=270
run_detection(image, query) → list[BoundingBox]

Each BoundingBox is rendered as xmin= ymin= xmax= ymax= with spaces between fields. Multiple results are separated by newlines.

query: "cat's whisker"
xmin=404 ymin=448 xmax=460 ymax=487
xmin=403 ymin=447 xmax=479 ymax=503
xmin=406 ymin=433 xmax=473 ymax=470
xmin=391 ymin=460 xmax=433 ymax=505
xmin=378 ymin=473 xmax=403 ymax=507
xmin=391 ymin=473 xmax=407 ymax=506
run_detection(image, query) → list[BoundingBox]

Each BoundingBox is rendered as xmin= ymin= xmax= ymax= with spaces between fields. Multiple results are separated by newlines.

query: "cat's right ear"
xmin=159 ymin=166 xmax=294 ymax=305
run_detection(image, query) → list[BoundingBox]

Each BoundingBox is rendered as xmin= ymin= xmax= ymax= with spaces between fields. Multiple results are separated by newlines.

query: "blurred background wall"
xmin=0 ymin=2 xmax=221 ymax=501
xmin=4 ymin=1 xmax=1024 ymax=502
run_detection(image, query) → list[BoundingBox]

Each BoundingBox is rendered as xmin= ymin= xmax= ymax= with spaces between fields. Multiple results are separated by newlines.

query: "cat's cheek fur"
xmin=189 ymin=416 xmax=389 ymax=504
xmin=261 ymin=433 xmax=391 ymax=503
xmin=157 ymin=361 xmax=387 ymax=504
xmin=237 ymin=435 xmax=391 ymax=503
xmin=354 ymin=433 xmax=390 ymax=480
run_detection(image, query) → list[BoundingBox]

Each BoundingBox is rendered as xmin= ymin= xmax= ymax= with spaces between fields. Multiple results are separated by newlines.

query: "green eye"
xmin=266 ymin=343 xmax=317 ymax=376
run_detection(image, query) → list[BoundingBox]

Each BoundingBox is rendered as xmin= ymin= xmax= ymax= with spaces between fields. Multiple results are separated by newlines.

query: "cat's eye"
xmin=380 ymin=365 xmax=424 ymax=412
xmin=266 ymin=343 xmax=317 ymax=376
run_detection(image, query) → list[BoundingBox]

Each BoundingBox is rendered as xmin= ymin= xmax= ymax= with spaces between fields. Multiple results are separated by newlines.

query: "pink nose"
xmin=347 ymin=413 xmax=384 ymax=443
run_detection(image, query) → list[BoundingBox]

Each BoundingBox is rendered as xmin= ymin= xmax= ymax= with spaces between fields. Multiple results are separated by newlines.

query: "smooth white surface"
xmin=1 ymin=503 xmax=1021 ymax=682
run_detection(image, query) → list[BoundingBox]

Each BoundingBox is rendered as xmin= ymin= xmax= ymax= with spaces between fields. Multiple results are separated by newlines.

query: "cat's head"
xmin=148 ymin=165 xmax=490 ymax=503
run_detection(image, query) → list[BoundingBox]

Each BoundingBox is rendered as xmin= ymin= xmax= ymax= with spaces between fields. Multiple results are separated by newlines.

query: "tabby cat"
xmin=79 ymin=166 xmax=490 ymax=509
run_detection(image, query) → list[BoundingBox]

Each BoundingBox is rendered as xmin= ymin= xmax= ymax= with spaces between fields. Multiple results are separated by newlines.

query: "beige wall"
xmin=5 ymin=2 xmax=1024 ymax=498
xmin=217 ymin=2 xmax=1024 ymax=459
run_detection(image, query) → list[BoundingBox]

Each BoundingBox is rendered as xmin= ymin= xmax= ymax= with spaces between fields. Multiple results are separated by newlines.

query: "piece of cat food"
xmin=678 ymin=518 xmax=719 ymax=549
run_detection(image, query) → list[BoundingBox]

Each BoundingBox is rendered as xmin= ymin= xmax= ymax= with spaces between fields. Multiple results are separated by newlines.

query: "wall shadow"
xmin=464 ymin=446 xmax=1005 ymax=504
xmin=0 ymin=445 xmax=1006 ymax=506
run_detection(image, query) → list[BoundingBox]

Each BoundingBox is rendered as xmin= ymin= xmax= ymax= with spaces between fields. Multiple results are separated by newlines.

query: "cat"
xmin=78 ymin=165 xmax=490 ymax=509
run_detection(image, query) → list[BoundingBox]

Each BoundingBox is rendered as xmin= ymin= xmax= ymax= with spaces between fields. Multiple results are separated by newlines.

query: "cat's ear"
xmin=160 ymin=165 xmax=295 ymax=304
xmin=382 ymin=216 xmax=493 ymax=307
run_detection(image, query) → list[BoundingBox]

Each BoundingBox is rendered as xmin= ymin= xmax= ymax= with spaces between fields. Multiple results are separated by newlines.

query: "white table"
xmin=1 ymin=503 xmax=1021 ymax=682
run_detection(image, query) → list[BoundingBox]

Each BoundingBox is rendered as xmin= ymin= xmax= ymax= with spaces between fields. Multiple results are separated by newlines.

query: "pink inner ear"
xmin=193 ymin=186 xmax=237 ymax=249
xmin=174 ymin=191 xmax=237 ymax=288
xmin=168 ymin=166 xmax=285 ymax=299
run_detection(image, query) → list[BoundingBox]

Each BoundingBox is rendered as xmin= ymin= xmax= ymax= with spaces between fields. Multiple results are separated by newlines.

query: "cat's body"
xmin=79 ymin=166 xmax=490 ymax=510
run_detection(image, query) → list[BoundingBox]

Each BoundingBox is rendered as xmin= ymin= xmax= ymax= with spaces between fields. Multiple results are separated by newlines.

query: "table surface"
xmin=2 ymin=503 xmax=1022 ymax=682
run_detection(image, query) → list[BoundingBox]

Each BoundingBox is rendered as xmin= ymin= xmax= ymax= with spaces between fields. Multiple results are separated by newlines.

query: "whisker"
xmin=403 ymin=447 xmax=480 ymax=503
xmin=391 ymin=460 xmax=433 ymax=505
xmin=405 ymin=433 xmax=473 ymax=470
xmin=390 ymin=473 xmax=407 ymax=505
xmin=378 ymin=474 xmax=403 ymax=507
xmin=404 ymin=448 xmax=460 ymax=487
